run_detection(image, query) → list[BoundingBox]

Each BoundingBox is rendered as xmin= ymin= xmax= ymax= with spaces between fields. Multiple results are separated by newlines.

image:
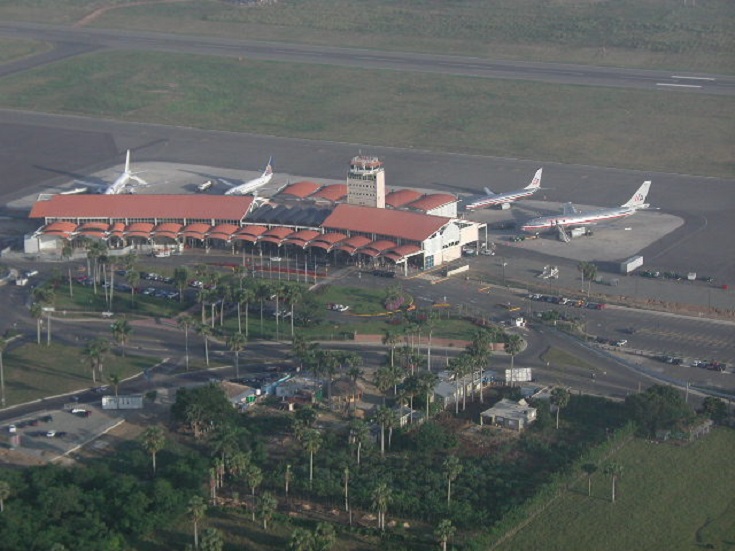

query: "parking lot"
xmin=2 ymin=404 xmax=123 ymax=463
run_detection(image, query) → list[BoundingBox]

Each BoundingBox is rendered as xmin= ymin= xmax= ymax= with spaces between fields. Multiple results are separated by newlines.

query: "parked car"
xmin=8 ymin=424 xmax=16 ymax=434
xmin=613 ymin=339 xmax=628 ymax=347
xmin=46 ymin=430 xmax=57 ymax=438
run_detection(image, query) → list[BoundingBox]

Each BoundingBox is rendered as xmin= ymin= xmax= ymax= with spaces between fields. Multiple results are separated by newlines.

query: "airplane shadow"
xmin=32 ymin=165 xmax=108 ymax=188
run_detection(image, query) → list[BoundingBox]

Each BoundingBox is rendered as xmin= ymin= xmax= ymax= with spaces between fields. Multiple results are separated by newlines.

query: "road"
xmin=0 ymin=22 xmax=734 ymax=96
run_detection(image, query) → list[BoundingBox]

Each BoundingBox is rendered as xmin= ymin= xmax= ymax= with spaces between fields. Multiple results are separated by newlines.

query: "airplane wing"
xmin=217 ymin=178 xmax=238 ymax=189
xmin=127 ymin=175 xmax=150 ymax=187
xmin=562 ymin=202 xmax=579 ymax=216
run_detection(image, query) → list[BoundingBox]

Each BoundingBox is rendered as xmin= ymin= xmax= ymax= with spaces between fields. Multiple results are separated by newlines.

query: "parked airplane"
xmin=81 ymin=150 xmax=149 ymax=194
xmin=465 ymin=168 xmax=543 ymax=211
xmin=521 ymin=180 xmax=651 ymax=233
xmin=223 ymin=157 xmax=274 ymax=196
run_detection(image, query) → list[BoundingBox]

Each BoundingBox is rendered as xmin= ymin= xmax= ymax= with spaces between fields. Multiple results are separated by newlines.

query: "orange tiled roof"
xmin=208 ymin=223 xmax=240 ymax=241
xmin=386 ymin=189 xmax=422 ymax=208
xmin=383 ymin=244 xmax=422 ymax=262
xmin=152 ymin=222 xmax=183 ymax=239
xmin=29 ymin=194 xmax=252 ymax=221
xmin=334 ymin=235 xmax=371 ymax=255
xmin=309 ymin=232 xmax=348 ymax=251
xmin=310 ymin=184 xmax=347 ymax=203
xmin=126 ymin=222 xmax=155 ymax=237
xmin=260 ymin=226 xmax=295 ymax=245
xmin=181 ymin=223 xmax=211 ymax=239
xmin=278 ymin=181 xmax=321 ymax=199
xmin=42 ymin=221 xmax=77 ymax=237
xmin=232 ymin=225 xmax=268 ymax=243
xmin=323 ymin=204 xmax=450 ymax=242
xmin=406 ymin=193 xmax=457 ymax=212
xmin=283 ymin=229 xmax=321 ymax=248
xmin=359 ymin=239 xmax=397 ymax=257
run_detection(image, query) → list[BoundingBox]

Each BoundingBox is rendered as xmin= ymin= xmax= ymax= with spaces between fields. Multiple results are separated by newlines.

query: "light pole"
xmin=501 ymin=258 xmax=508 ymax=287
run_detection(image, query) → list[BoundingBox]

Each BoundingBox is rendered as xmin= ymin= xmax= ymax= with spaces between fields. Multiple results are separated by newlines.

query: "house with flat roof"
xmin=480 ymin=398 xmax=537 ymax=431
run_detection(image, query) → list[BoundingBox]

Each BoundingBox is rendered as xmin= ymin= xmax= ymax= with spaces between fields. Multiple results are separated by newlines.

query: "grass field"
xmin=2 ymin=0 xmax=733 ymax=73
xmin=493 ymin=428 xmax=735 ymax=551
xmin=2 ymin=341 xmax=157 ymax=406
xmin=0 ymin=50 xmax=732 ymax=177
xmin=0 ymin=38 xmax=48 ymax=63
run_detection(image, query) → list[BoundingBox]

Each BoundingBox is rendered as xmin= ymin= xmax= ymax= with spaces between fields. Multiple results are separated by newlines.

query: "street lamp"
xmin=501 ymin=258 xmax=508 ymax=287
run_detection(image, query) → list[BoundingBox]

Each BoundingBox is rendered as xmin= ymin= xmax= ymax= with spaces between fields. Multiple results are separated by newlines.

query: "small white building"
xmin=480 ymin=398 xmax=537 ymax=431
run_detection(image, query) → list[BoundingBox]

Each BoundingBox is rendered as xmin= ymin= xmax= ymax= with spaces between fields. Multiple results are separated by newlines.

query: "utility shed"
xmin=102 ymin=395 xmax=143 ymax=410
xmin=480 ymin=399 xmax=537 ymax=431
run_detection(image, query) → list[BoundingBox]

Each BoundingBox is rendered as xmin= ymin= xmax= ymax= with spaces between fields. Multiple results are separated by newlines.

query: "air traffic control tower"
xmin=346 ymin=155 xmax=386 ymax=209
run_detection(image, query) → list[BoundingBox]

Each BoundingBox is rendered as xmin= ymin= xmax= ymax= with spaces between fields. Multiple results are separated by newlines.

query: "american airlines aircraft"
xmin=520 ymin=180 xmax=652 ymax=233
xmin=223 ymin=157 xmax=274 ymax=196
xmin=465 ymin=168 xmax=543 ymax=211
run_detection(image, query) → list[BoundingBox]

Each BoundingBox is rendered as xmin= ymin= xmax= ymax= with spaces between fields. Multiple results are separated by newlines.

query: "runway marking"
xmin=657 ymin=83 xmax=702 ymax=89
xmin=671 ymin=76 xmax=715 ymax=81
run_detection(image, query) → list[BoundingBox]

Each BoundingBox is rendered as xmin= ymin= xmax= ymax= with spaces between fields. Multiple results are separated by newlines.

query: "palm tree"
xmin=185 ymin=402 xmax=206 ymax=439
xmin=85 ymin=240 xmax=108 ymax=295
xmin=384 ymin=407 xmax=399 ymax=449
xmin=0 ymin=337 xmax=7 ymax=408
xmin=551 ymin=387 xmax=570 ymax=429
xmin=81 ymin=337 xmax=109 ymax=384
xmin=582 ymin=463 xmax=597 ymax=497
xmin=258 ymin=491 xmax=277 ymax=530
xmin=288 ymin=528 xmax=314 ymax=551
xmin=178 ymin=314 xmax=195 ymax=371
xmin=61 ymin=240 xmax=74 ymax=297
xmin=226 ymin=450 xmax=251 ymax=484
xmin=141 ymin=426 xmax=166 ymax=475
xmin=33 ymin=287 xmax=55 ymax=346
xmin=196 ymin=322 xmax=213 ymax=367
xmin=110 ymin=318 xmax=132 ymax=357
xmin=448 ymin=355 xmax=466 ymax=414
xmin=199 ymin=528 xmax=224 ymax=551
xmin=343 ymin=465 xmax=350 ymax=512
xmin=417 ymin=371 xmax=439 ymax=420
xmin=284 ymin=463 xmax=292 ymax=498
xmin=504 ymin=334 xmax=523 ymax=387
xmin=226 ymin=332 xmax=247 ymax=379
xmin=108 ymin=373 xmax=121 ymax=398
xmin=126 ymin=269 xmax=141 ymax=306
xmin=382 ymin=329 xmax=402 ymax=368
xmin=256 ymin=282 xmax=273 ymax=334
xmin=374 ymin=406 xmax=392 ymax=458
xmin=173 ymin=266 xmax=189 ymax=303
xmin=349 ymin=419 xmax=370 ymax=466
xmin=444 ymin=455 xmax=463 ymax=506
xmin=283 ymin=283 xmax=304 ymax=338
xmin=244 ymin=464 xmax=263 ymax=521
xmin=30 ymin=302 xmax=43 ymax=345
xmin=604 ymin=462 xmax=623 ymax=503
xmin=0 ymin=480 xmax=10 ymax=513
xmin=371 ymin=481 xmax=392 ymax=531
xmin=233 ymin=287 xmax=253 ymax=336
xmin=423 ymin=310 xmax=438 ymax=371
xmin=435 ymin=519 xmax=456 ymax=551
xmin=209 ymin=423 xmax=240 ymax=463
xmin=302 ymin=428 xmax=321 ymax=487
xmin=578 ymin=261 xmax=598 ymax=298
xmin=187 ymin=495 xmax=207 ymax=549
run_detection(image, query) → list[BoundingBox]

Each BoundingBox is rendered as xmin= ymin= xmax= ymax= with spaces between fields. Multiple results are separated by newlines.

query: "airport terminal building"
xmin=25 ymin=156 xmax=482 ymax=272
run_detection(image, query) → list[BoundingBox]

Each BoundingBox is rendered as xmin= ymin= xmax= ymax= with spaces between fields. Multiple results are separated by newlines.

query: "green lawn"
xmin=0 ymin=50 xmax=731 ymax=177
xmin=2 ymin=341 xmax=158 ymax=406
xmin=0 ymin=38 xmax=48 ymax=63
xmin=493 ymin=428 xmax=735 ymax=551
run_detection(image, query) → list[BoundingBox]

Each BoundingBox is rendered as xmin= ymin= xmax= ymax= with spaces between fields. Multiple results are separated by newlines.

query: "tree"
xmin=108 ymin=373 xmax=121 ymax=398
xmin=209 ymin=423 xmax=241 ymax=463
xmin=603 ymin=462 xmax=623 ymax=503
xmin=174 ymin=266 xmax=190 ymax=303
xmin=382 ymin=329 xmax=402 ymax=368
xmin=371 ymin=481 xmax=392 ymax=531
xmin=234 ymin=287 xmax=254 ymax=337
xmin=417 ymin=371 xmax=439 ymax=420
xmin=283 ymin=283 xmax=304 ymax=338
xmin=226 ymin=332 xmax=247 ymax=379
xmin=245 ymin=464 xmax=263 ymax=522
xmin=701 ymin=396 xmax=727 ymax=423
xmin=551 ymin=387 xmax=570 ymax=429
xmin=196 ymin=322 xmax=213 ymax=367
xmin=0 ymin=480 xmax=10 ymax=513
xmin=110 ymin=318 xmax=132 ymax=357
xmin=187 ymin=495 xmax=207 ymax=549
xmin=258 ymin=491 xmax=277 ymax=530
xmin=374 ymin=365 xmax=401 ymax=405
xmin=30 ymin=301 xmax=43 ymax=345
xmin=578 ymin=261 xmax=598 ymax=297
xmin=126 ymin=269 xmax=140 ymax=306
xmin=141 ymin=426 xmax=166 ymax=475
xmin=284 ymin=463 xmax=292 ymax=498
xmin=313 ymin=522 xmax=336 ymax=551
xmin=199 ymin=528 xmax=224 ymax=551
xmin=81 ymin=337 xmax=109 ymax=384
xmin=302 ymin=428 xmax=321 ymax=487
xmin=349 ymin=419 xmax=370 ymax=465
xmin=504 ymin=334 xmax=523 ymax=386
xmin=581 ymin=463 xmax=597 ymax=497
xmin=625 ymin=384 xmax=695 ymax=437
xmin=178 ymin=314 xmax=195 ymax=371
xmin=374 ymin=406 xmax=392 ymax=457
xmin=444 ymin=455 xmax=462 ymax=506
xmin=288 ymin=528 xmax=314 ymax=551
xmin=85 ymin=240 xmax=108 ymax=295
xmin=343 ymin=465 xmax=350 ymax=512
xmin=435 ymin=519 xmax=455 ymax=551
xmin=0 ymin=337 xmax=7 ymax=408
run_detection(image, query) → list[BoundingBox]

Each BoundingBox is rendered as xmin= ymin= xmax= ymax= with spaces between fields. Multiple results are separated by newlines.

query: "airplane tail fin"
xmin=263 ymin=156 xmax=273 ymax=177
xmin=483 ymin=187 xmax=496 ymax=197
xmin=524 ymin=168 xmax=543 ymax=190
xmin=124 ymin=150 xmax=131 ymax=174
xmin=621 ymin=180 xmax=651 ymax=209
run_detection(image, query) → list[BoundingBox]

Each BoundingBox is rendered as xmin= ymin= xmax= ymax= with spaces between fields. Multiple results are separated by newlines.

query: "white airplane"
xmin=521 ymin=180 xmax=652 ymax=233
xmin=96 ymin=150 xmax=149 ymax=195
xmin=465 ymin=168 xmax=543 ymax=211
xmin=223 ymin=157 xmax=274 ymax=196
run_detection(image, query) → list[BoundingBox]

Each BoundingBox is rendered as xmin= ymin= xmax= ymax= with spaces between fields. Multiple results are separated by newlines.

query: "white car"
xmin=8 ymin=424 xmax=16 ymax=434
xmin=46 ymin=430 xmax=56 ymax=438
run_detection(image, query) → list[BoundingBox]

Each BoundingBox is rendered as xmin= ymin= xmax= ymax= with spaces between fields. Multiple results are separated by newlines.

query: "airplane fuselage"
xmin=103 ymin=174 xmax=131 ymax=195
xmin=224 ymin=174 xmax=272 ymax=196
xmin=465 ymin=189 xmax=537 ymax=211
xmin=521 ymin=206 xmax=636 ymax=232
